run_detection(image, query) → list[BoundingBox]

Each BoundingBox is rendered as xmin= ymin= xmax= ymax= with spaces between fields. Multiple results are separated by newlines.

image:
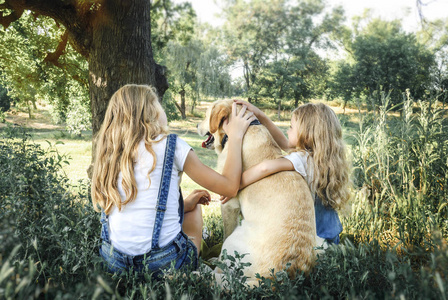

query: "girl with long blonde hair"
xmin=223 ymin=100 xmax=351 ymax=247
xmin=92 ymin=84 xmax=255 ymax=276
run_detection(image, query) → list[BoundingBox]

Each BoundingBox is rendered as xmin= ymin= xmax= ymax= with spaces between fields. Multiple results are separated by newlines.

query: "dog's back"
xmin=220 ymin=124 xmax=317 ymax=281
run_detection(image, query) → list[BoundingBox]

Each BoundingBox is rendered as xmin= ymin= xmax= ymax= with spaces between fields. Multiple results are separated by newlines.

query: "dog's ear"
xmin=209 ymin=104 xmax=231 ymax=134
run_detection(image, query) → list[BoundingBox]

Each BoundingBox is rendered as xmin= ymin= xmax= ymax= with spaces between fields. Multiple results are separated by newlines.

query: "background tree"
xmin=165 ymin=38 xmax=202 ymax=119
xmin=0 ymin=82 xmax=13 ymax=113
xmin=0 ymin=12 xmax=88 ymax=122
xmin=161 ymin=8 xmax=233 ymax=118
xmin=329 ymin=18 xmax=435 ymax=108
xmin=222 ymin=0 xmax=288 ymax=103
xmin=1 ymin=0 xmax=169 ymax=173
xmin=417 ymin=17 xmax=448 ymax=103
xmin=222 ymin=0 xmax=343 ymax=106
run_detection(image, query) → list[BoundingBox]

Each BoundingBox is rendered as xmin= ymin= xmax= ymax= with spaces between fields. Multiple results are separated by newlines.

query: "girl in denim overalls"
xmin=91 ymin=85 xmax=255 ymax=277
xmin=222 ymin=101 xmax=351 ymax=248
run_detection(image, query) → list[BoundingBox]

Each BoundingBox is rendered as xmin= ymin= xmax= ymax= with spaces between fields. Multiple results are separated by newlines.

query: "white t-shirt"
xmin=108 ymin=135 xmax=192 ymax=256
xmin=283 ymin=151 xmax=314 ymax=192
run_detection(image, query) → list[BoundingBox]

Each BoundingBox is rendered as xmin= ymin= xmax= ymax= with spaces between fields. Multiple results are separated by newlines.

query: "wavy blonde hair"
xmin=291 ymin=103 xmax=351 ymax=210
xmin=91 ymin=84 xmax=168 ymax=214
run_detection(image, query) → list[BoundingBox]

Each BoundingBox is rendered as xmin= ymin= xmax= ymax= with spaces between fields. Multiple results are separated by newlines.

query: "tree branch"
xmin=44 ymin=30 xmax=69 ymax=67
xmin=42 ymin=30 xmax=89 ymax=87
xmin=0 ymin=5 xmax=23 ymax=28
xmin=174 ymin=100 xmax=182 ymax=112
xmin=1 ymin=0 xmax=94 ymax=57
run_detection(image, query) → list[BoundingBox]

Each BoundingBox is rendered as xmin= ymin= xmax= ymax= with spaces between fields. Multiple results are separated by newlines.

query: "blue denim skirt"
xmin=99 ymin=231 xmax=198 ymax=278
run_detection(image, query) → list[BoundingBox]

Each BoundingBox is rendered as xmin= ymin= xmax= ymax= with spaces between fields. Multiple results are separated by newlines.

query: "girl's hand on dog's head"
xmin=233 ymin=99 xmax=263 ymax=118
xmin=223 ymin=102 xmax=256 ymax=140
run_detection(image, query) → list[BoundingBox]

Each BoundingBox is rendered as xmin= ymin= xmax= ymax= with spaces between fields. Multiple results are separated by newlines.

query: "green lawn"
xmin=0 ymin=100 xmax=361 ymax=200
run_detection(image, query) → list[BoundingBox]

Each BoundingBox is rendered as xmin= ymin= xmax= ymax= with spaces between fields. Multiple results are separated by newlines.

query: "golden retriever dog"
xmin=197 ymin=99 xmax=316 ymax=286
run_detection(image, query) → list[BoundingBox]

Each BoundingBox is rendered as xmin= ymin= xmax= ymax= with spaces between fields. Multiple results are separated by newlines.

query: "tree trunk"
xmin=87 ymin=0 xmax=168 ymax=176
xmin=27 ymin=100 xmax=32 ymax=119
xmin=277 ymin=100 xmax=281 ymax=121
xmin=243 ymin=61 xmax=252 ymax=103
xmin=294 ymin=97 xmax=299 ymax=108
xmin=178 ymin=89 xmax=187 ymax=119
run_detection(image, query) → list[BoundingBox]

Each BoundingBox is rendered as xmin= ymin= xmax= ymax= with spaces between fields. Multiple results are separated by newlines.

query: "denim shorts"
xmin=99 ymin=231 xmax=198 ymax=278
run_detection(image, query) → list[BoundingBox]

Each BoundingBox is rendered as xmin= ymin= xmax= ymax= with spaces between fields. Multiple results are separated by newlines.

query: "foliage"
xmin=416 ymin=17 xmax=448 ymax=103
xmin=150 ymin=0 xmax=196 ymax=62
xmin=160 ymin=89 xmax=181 ymax=121
xmin=346 ymin=91 xmax=448 ymax=247
xmin=0 ymin=83 xmax=12 ymax=122
xmin=163 ymin=35 xmax=233 ymax=118
xmin=150 ymin=1 xmax=234 ymax=118
xmin=0 ymin=127 xmax=99 ymax=287
xmin=65 ymin=94 xmax=91 ymax=136
xmin=0 ymin=83 xmax=13 ymax=112
xmin=222 ymin=0 xmax=344 ymax=105
xmin=0 ymin=11 xmax=89 ymax=122
xmin=329 ymin=18 xmax=435 ymax=108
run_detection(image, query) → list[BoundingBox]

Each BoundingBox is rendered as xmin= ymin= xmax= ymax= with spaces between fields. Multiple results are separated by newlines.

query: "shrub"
xmin=0 ymin=127 xmax=100 ymax=291
xmin=0 ymin=84 xmax=13 ymax=112
xmin=161 ymin=89 xmax=180 ymax=121
xmin=66 ymin=97 xmax=91 ymax=136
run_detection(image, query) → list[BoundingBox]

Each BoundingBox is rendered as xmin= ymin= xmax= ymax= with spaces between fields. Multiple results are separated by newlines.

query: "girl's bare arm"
xmin=234 ymin=100 xmax=291 ymax=151
xmin=221 ymin=158 xmax=294 ymax=204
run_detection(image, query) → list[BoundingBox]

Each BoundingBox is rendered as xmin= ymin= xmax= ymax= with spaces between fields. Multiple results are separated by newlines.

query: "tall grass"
xmin=347 ymin=91 xmax=448 ymax=249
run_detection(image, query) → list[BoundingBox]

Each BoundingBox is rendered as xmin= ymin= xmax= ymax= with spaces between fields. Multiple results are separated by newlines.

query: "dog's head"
xmin=197 ymin=100 xmax=233 ymax=154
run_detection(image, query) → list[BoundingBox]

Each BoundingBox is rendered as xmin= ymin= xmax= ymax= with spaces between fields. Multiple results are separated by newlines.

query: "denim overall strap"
xmin=151 ymin=134 xmax=177 ymax=250
xmin=100 ymin=210 xmax=110 ymax=244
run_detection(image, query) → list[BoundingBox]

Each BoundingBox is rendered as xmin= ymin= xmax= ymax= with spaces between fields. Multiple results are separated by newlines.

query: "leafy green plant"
xmin=66 ymin=95 xmax=91 ymax=136
xmin=0 ymin=127 xmax=100 ymax=290
xmin=347 ymin=91 xmax=448 ymax=246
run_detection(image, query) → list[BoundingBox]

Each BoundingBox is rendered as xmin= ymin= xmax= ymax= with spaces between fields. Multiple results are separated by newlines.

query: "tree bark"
xmin=178 ymin=89 xmax=187 ymax=119
xmin=89 ymin=0 xmax=167 ymax=136
xmin=277 ymin=100 xmax=281 ymax=121
xmin=243 ymin=60 xmax=252 ymax=103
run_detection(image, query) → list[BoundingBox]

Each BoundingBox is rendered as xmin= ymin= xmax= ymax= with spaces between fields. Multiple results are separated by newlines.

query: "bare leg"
xmin=182 ymin=205 xmax=203 ymax=256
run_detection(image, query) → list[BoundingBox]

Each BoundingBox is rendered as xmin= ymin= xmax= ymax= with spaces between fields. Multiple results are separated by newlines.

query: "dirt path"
xmin=1 ymin=104 xmax=65 ymax=130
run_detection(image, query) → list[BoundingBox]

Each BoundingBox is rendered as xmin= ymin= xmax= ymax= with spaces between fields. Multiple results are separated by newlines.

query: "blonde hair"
xmin=91 ymin=84 xmax=168 ymax=214
xmin=291 ymin=103 xmax=350 ymax=210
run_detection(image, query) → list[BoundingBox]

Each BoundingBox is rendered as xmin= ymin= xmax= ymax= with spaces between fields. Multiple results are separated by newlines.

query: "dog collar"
xmin=221 ymin=119 xmax=261 ymax=149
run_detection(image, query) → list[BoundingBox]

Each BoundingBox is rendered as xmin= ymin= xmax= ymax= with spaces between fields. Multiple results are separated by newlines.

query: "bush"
xmin=161 ymin=89 xmax=180 ymax=121
xmin=66 ymin=97 xmax=91 ymax=136
xmin=0 ymin=127 xmax=100 ymax=292
xmin=0 ymin=84 xmax=13 ymax=112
